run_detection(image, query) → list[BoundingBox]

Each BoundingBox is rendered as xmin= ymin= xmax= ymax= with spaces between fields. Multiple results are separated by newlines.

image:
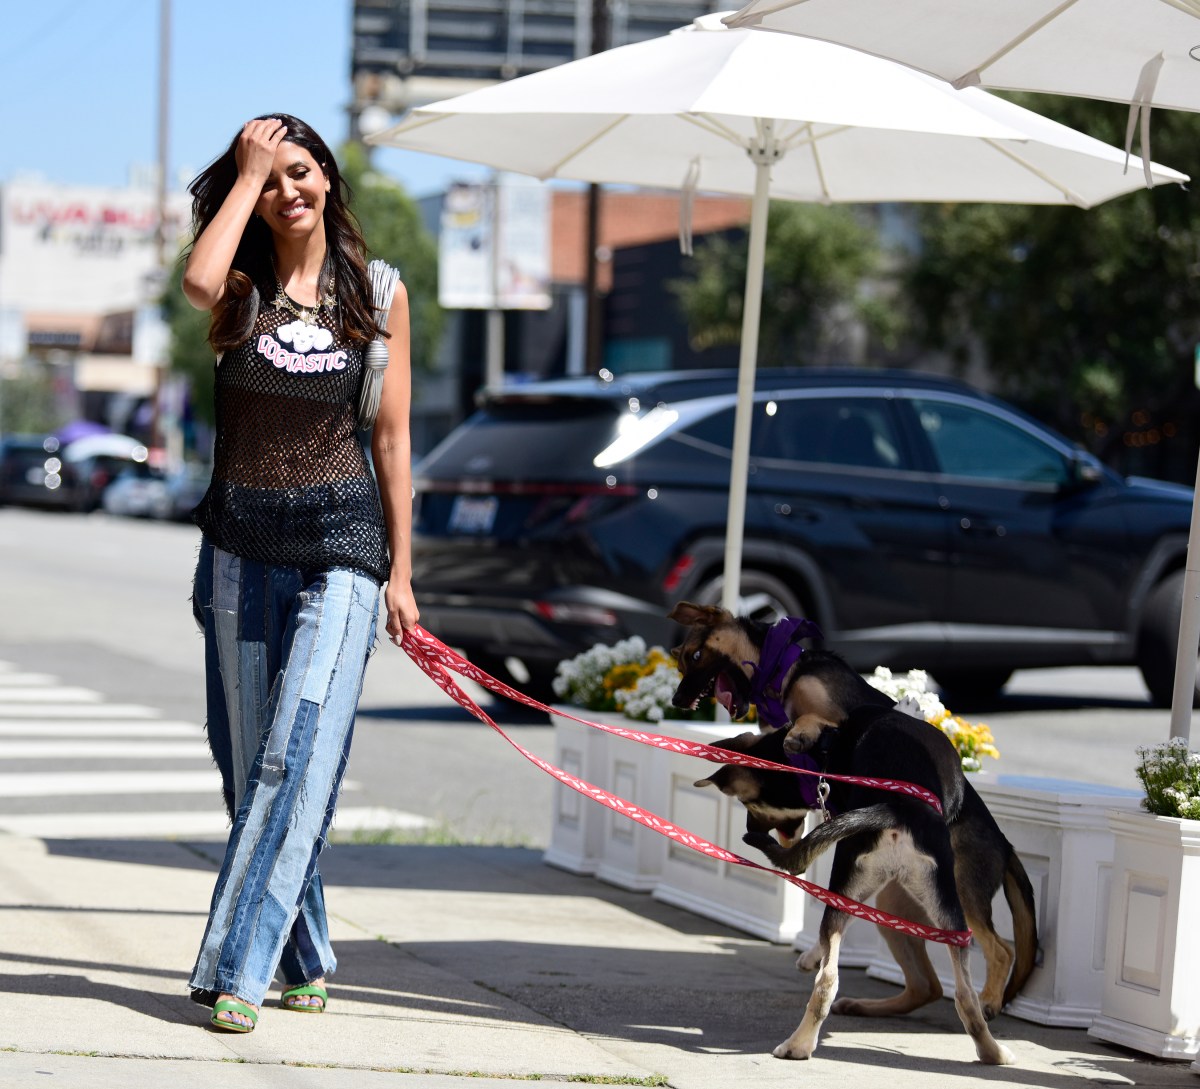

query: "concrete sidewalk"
xmin=0 ymin=833 xmax=1195 ymax=1089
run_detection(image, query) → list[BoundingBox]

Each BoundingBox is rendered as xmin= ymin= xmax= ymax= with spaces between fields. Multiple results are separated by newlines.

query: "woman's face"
xmin=253 ymin=140 xmax=330 ymax=240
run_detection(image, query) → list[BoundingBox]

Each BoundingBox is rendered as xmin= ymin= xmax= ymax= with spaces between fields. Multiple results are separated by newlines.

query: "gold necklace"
xmin=271 ymin=275 xmax=337 ymax=324
xmin=270 ymin=274 xmax=337 ymax=353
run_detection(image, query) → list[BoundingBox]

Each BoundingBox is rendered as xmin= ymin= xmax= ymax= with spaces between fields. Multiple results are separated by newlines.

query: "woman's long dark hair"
xmin=186 ymin=113 xmax=386 ymax=352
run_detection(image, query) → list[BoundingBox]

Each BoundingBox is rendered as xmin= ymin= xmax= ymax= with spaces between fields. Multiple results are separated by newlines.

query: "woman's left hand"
xmin=385 ymin=577 xmax=420 ymax=647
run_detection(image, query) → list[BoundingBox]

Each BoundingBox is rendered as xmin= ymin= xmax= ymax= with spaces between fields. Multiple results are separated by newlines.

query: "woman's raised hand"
xmin=234 ymin=118 xmax=287 ymax=185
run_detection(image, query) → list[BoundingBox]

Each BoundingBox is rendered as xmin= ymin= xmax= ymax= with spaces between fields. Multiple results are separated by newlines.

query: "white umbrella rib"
xmin=1163 ymin=0 xmax=1200 ymax=19
xmin=680 ymin=113 xmax=751 ymax=149
xmin=804 ymin=123 xmax=833 ymax=202
xmin=954 ymin=0 xmax=1083 ymax=88
xmin=545 ymin=115 xmax=633 ymax=177
xmin=777 ymin=122 xmax=852 ymax=149
xmin=982 ymin=138 xmax=1090 ymax=207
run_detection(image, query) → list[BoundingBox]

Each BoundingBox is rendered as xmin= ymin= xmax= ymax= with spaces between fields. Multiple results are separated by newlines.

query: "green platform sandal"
xmin=281 ymin=983 xmax=328 ymax=1013
xmin=210 ymin=998 xmax=258 ymax=1033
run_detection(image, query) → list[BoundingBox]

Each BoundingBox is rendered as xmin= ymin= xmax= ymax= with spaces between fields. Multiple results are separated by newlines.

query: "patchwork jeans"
xmin=188 ymin=538 xmax=379 ymax=1008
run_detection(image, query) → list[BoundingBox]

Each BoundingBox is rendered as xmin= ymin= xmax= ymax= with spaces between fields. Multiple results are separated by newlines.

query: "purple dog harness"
xmin=747 ymin=617 xmax=826 ymax=809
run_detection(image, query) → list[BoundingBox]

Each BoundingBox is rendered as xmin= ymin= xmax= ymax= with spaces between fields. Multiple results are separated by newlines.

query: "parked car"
xmin=0 ymin=433 xmax=151 ymax=512
xmin=411 ymin=367 xmax=1198 ymax=707
xmin=102 ymin=462 xmax=211 ymax=521
xmin=102 ymin=462 xmax=171 ymax=519
xmin=0 ymin=434 xmax=67 ymax=508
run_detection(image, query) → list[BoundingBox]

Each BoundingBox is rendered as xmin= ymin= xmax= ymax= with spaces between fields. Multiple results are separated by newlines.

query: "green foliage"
xmin=1136 ymin=738 xmax=1200 ymax=820
xmin=0 ymin=369 xmax=64 ymax=434
xmin=906 ymin=94 xmax=1200 ymax=444
xmin=162 ymin=258 xmax=217 ymax=426
xmin=669 ymin=202 xmax=902 ymax=364
xmin=339 ymin=142 xmax=444 ymax=373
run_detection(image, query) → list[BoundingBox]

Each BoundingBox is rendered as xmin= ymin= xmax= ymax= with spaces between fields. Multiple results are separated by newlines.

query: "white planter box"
xmin=542 ymin=711 xmax=611 ymax=876
xmin=1089 ymin=811 xmax=1200 ymax=1060
xmin=544 ymin=711 xmax=717 ymax=893
xmin=545 ymin=712 xmax=818 ymax=940
xmin=651 ymin=725 xmax=816 ymax=943
xmin=865 ymin=774 xmax=1141 ymax=1027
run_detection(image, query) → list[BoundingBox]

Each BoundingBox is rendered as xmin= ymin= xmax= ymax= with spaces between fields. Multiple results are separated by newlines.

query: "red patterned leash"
xmin=405 ymin=627 xmax=943 ymax=814
xmin=400 ymin=626 xmax=971 ymax=948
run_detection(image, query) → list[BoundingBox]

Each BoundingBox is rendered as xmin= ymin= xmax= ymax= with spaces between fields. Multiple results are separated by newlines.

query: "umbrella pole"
xmin=721 ymin=124 xmax=777 ymax=613
xmin=1167 ymin=451 xmax=1200 ymax=742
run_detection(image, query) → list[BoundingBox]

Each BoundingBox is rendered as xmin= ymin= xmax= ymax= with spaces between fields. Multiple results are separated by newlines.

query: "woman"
xmin=182 ymin=115 xmax=419 ymax=1033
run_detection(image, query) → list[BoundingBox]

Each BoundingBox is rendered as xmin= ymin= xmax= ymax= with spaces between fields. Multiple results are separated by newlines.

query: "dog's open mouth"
xmin=714 ymin=673 xmax=736 ymax=714
xmin=681 ymin=666 xmax=744 ymax=719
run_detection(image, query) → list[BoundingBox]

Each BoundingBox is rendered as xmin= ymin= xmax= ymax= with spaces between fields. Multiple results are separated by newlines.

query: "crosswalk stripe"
xmin=0 ymin=704 xmax=160 ymax=719
xmin=0 ymin=721 xmax=202 ymax=738
xmin=0 ymin=806 xmax=430 ymax=840
xmin=0 ymin=770 xmax=223 ymax=797
xmin=0 ymin=770 xmax=362 ymax=798
xmin=0 ymin=660 xmax=413 ymax=843
xmin=0 ymin=740 xmax=211 ymax=759
xmin=0 ymin=686 xmax=102 ymax=703
xmin=0 ymin=673 xmax=57 ymax=686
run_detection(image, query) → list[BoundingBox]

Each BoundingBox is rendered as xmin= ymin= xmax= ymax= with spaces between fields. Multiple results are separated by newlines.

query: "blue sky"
xmin=0 ymin=0 xmax=485 ymax=198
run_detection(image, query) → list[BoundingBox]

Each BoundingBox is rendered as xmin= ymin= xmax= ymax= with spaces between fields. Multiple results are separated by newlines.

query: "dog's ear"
xmin=668 ymin=601 xmax=729 ymax=627
xmin=693 ymin=776 xmax=717 ymax=789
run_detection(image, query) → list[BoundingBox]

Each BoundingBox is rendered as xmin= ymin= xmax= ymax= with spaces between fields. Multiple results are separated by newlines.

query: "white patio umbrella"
xmin=368 ymin=11 xmax=1186 ymax=624
xmin=723 ymin=1 xmax=1200 ymax=116
xmin=723 ymin=0 xmax=1200 ymax=741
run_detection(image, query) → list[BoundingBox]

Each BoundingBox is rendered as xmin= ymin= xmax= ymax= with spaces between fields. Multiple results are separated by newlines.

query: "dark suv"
xmin=411 ymin=368 xmax=1196 ymax=706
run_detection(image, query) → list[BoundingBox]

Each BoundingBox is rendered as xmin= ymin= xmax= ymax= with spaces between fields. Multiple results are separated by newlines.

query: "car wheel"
xmin=933 ymin=668 xmax=1013 ymax=704
xmin=1137 ymin=571 xmax=1200 ymax=709
xmin=692 ymin=568 xmax=808 ymax=625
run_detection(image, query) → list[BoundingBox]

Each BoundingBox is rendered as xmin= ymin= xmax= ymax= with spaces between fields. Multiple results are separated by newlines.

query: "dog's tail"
xmin=743 ymin=804 xmax=899 ymax=875
xmin=1001 ymin=849 xmax=1038 ymax=1006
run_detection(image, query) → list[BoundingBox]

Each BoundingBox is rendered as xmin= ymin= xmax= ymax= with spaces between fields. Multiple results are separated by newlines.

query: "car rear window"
xmin=419 ymin=400 xmax=622 ymax=481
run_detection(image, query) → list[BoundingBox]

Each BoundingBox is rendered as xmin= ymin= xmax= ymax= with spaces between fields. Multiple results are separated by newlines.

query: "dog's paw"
xmin=795 ymin=946 xmax=821 ymax=972
xmin=742 ymin=830 xmax=777 ymax=853
xmin=772 ymin=1039 xmax=815 ymax=1060
xmin=981 ymin=1041 xmax=1016 ymax=1066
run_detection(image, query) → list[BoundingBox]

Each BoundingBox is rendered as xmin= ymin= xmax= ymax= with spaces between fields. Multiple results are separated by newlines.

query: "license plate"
xmin=448 ymin=495 xmax=499 ymax=535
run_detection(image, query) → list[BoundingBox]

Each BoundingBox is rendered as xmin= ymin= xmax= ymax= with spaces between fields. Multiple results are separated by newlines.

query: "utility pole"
xmin=156 ymin=0 xmax=170 ymax=270
xmin=583 ymin=0 xmax=610 ymax=374
xmin=150 ymin=0 xmax=174 ymax=463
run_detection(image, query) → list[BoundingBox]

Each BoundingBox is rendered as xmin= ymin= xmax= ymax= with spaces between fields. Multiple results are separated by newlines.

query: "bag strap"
xmin=367 ymin=259 xmax=401 ymax=327
xmin=357 ymin=260 xmax=402 ymax=430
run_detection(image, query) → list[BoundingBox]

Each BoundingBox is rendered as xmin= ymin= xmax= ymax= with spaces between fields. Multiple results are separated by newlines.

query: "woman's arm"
xmin=181 ymin=119 xmax=287 ymax=311
xmin=372 ymin=280 xmax=421 ymax=641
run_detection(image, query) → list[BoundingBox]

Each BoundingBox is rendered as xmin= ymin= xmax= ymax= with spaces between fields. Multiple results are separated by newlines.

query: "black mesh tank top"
xmin=193 ymin=288 xmax=389 ymax=584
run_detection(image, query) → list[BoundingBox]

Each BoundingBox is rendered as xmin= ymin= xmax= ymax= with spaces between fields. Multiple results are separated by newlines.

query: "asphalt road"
xmin=0 ymin=505 xmax=1178 ymax=848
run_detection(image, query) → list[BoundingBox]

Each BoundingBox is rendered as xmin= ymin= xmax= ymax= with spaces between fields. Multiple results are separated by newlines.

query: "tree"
xmin=338 ymin=142 xmax=444 ymax=375
xmin=0 ymin=368 xmax=63 ymax=434
xmin=161 ymin=258 xmax=216 ymax=426
xmin=907 ymin=95 xmax=1200 ymax=459
xmin=669 ymin=202 xmax=903 ymax=366
xmin=164 ymin=144 xmax=444 ymax=425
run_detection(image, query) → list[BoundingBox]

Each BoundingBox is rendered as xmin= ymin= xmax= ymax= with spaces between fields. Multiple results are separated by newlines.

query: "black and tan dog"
xmin=669 ymin=602 xmax=1036 ymax=1026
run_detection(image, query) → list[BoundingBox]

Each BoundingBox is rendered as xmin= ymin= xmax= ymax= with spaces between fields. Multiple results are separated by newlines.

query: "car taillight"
xmin=662 ymin=554 xmax=695 ymax=594
xmin=534 ymin=601 xmax=618 ymax=626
